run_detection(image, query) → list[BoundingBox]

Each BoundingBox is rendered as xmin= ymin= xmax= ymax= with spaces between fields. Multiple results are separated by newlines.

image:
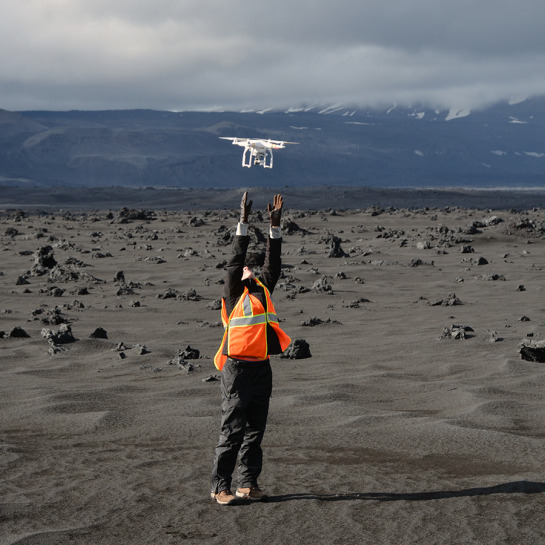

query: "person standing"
xmin=210 ymin=192 xmax=291 ymax=505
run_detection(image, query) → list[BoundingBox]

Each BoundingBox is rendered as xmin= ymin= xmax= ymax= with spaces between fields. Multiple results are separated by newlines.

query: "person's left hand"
xmin=267 ymin=194 xmax=283 ymax=227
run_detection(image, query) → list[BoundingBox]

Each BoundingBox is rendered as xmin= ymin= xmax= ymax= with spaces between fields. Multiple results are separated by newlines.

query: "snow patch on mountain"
xmin=509 ymin=96 xmax=529 ymax=105
xmin=445 ymin=108 xmax=471 ymax=121
xmin=318 ymin=105 xmax=345 ymax=115
xmin=509 ymin=116 xmax=528 ymax=124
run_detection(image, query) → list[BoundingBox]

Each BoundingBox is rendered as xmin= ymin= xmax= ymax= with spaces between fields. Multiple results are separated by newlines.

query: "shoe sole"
xmin=235 ymin=491 xmax=267 ymax=501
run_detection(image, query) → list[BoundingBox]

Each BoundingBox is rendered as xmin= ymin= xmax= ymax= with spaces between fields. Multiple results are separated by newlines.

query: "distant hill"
xmin=1 ymin=98 xmax=544 ymax=189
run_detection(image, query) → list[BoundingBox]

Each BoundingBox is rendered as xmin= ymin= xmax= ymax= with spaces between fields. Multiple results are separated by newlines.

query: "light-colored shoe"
xmin=236 ymin=486 xmax=267 ymax=501
xmin=211 ymin=490 xmax=237 ymax=505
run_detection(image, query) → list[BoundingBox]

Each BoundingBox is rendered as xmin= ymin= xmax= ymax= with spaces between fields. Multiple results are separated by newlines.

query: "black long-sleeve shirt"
xmin=223 ymin=234 xmax=282 ymax=315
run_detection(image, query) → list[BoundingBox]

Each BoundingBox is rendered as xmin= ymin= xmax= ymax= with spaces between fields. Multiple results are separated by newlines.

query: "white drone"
xmin=220 ymin=137 xmax=298 ymax=169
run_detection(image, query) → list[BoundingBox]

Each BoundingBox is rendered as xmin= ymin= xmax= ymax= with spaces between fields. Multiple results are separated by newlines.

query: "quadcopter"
xmin=220 ymin=137 xmax=298 ymax=169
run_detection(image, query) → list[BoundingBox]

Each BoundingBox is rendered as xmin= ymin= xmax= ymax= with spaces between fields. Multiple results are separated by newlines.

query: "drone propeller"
xmin=220 ymin=137 xmax=298 ymax=145
xmin=267 ymin=139 xmax=299 ymax=145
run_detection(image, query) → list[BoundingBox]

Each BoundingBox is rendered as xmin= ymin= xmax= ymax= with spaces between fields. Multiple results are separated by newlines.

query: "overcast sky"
xmin=2 ymin=0 xmax=545 ymax=112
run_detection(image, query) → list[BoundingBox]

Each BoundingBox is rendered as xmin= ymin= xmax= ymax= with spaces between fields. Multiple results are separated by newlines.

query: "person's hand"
xmin=240 ymin=191 xmax=253 ymax=223
xmin=267 ymin=194 xmax=283 ymax=227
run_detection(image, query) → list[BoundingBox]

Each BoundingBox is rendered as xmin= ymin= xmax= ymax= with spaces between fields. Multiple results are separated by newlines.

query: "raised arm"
xmin=259 ymin=194 xmax=283 ymax=293
xmin=223 ymin=192 xmax=252 ymax=312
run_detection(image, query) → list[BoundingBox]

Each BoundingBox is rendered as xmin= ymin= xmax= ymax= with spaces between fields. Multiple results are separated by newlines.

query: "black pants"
xmin=211 ymin=358 xmax=272 ymax=493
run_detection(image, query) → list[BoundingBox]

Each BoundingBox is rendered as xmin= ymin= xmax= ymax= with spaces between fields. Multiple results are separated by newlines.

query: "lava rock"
xmin=312 ymin=276 xmax=333 ymax=293
xmin=41 ymin=324 xmax=76 ymax=344
xmin=32 ymin=245 xmax=57 ymax=275
xmin=281 ymin=339 xmax=312 ymax=359
xmin=90 ymin=327 xmax=108 ymax=339
xmin=301 ymin=316 xmax=322 ymax=326
xmin=519 ymin=339 xmax=545 ymax=362
xmin=7 ymin=326 xmax=31 ymax=338
xmin=328 ymin=236 xmax=348 ymax=258
xmin=179 ymin=345 xmax=200 ymax=359
xmin=441 ymin=324 xmax=474 ymax=340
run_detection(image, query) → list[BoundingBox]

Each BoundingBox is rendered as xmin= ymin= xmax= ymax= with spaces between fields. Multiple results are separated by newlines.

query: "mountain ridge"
xmin=1 ymin=97 xmax=544 ymax=189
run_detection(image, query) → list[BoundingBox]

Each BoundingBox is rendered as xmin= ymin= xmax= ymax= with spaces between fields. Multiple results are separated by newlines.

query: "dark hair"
xmin=245 ymin=251 xmax=265 ymax=268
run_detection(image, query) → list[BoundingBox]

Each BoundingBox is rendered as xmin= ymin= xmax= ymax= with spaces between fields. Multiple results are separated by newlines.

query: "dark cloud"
xmin=1 ymin=1 xmax=545 ymax=111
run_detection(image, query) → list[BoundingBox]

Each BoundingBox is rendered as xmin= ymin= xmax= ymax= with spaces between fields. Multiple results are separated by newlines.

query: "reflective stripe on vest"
xmin=242 ymin=294 xmax=252 ymax=316
xmin=229 ymin=311 xmax=279 ymax=327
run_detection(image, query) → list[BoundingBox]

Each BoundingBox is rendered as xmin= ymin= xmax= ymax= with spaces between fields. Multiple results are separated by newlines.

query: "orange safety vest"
xmin=214 ymin=278 xmax=291 ymax=370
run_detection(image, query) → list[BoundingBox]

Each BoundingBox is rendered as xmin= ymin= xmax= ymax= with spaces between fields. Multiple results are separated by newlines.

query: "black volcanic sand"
xmin=1 ymin=200 xmax=545 ymax=544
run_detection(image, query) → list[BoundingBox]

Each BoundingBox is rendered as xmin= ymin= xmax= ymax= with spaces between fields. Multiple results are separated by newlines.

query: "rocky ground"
xmin=1 ymin=198 xmax=545 ymax=544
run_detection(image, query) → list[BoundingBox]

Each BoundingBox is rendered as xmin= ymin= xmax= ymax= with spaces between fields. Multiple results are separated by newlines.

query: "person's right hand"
xmin=240 ymin=191 xmax=253 ymax=223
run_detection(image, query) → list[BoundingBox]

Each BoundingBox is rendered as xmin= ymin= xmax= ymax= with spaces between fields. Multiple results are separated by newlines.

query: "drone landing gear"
xmin=242 ymin=147 xmax=252 ymax=168
xmin=242 ymin=147 xmax=273 ymax=168
xmin=262 ymin=149 xmax=274 ymax=169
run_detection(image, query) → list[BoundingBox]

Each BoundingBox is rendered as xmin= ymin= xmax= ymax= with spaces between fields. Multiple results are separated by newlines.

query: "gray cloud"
xmin=1 ymin=0 xmax=545 ymax=111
